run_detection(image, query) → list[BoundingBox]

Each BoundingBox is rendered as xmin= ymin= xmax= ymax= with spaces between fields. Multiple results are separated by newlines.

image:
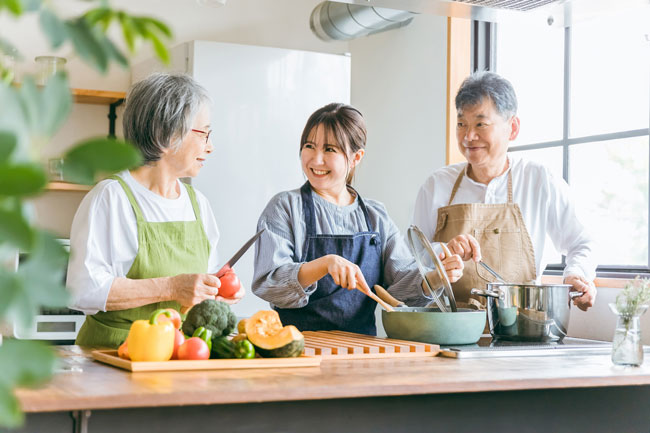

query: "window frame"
xmin=478 ymin=22 xmax=650 ymax=278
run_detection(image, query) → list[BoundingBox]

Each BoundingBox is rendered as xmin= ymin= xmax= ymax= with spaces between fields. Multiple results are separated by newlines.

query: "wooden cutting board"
xmin=91 ymin=350 xmax=321 ymax=372
xmin=303 ymin=331 xmax=439 ymax=359
xmin=91 ymin=331 xmax=439 ymax=371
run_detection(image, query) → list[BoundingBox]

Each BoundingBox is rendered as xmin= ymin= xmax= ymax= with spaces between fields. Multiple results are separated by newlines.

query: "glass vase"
xmin=609 ymin=303 xmax=647 ymax=366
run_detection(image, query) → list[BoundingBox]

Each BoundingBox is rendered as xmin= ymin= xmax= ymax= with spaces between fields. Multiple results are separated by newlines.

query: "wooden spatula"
xmin=357 ymin=287 xmax=394 ymax=312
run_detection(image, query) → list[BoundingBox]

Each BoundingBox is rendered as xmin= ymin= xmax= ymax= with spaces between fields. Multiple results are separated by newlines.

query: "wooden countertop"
xmin=15 ymin=345 xmax=650 ymax=413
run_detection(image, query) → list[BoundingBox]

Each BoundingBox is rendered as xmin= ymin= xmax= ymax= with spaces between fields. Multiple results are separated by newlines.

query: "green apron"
xmin=75 ymin=175 xmax=211 ymax=348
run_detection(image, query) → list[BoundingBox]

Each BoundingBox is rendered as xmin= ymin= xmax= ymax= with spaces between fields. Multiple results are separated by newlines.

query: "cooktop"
xmin=439 ymin=336 xmax=621 ymax=359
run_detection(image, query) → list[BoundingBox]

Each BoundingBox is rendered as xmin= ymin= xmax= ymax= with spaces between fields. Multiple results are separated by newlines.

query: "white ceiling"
xmin=0 ymin=0 xmax=349 ymax=70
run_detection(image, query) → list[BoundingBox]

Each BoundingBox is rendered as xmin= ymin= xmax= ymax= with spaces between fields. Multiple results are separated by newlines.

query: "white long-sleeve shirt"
xmin=412 ymin=155 xmax=596 ymax=281
xmin=67 ymin=170 xmax=220 ymax=315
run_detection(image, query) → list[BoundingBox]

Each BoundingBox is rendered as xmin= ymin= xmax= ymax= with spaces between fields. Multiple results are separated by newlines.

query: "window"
xmin=494 ymin=6 xmax=650 ymax=275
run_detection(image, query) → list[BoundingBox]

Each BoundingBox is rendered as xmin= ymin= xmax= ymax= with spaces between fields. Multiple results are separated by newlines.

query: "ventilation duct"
xmin=448 ymin=0 xmax=559 ymax=12
xmin=310 ymin=1 xmax=417 ymax=42
xmin=328 ymin=0 xmax=649 ymax=27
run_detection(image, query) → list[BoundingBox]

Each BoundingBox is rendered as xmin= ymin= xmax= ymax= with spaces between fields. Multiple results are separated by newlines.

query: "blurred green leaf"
xmin=0 ymin=0 xmax=22 ymax=15
xmin=4 ymin=231 xmax=68 ymax=329
xmin=130 ymin=16 xmax=152 ymax=39
xmin=145 ymin=17 xmax=172 ymax=39
xmin=41 ymin=72 xmax=72 ymax=137
xmin=65 ymin=18 xmax=109 ymax=73
xmin=62 ymin=137 xmax=142 ymax=184
xmin=0 ymin=36 xmax=22 ymax=60
xmin=0 ymin=85 xmax=29 ymax=157
xmin=17 ymin=77 xmax=40 ymax=133
xmin=0 ymin=163 xmax=47 ymax=196
xmin=100 ymin=35 xmax=128 ymax=68
xmin=83 ymin=7 xmax=112 ymax=27
xmin=23 ymin=0 xmax=42 ymax=11
xmin=118 ymin=12 xmax=136 ymax=53
xmin=151 ymin=36 xmax=170 ymax=65
xmin=0 ymin=383 xmax=22 ymax=429
xmin=0 ymin=340 xmax=56 ymax=388
xmin=15 ymin=232 xmax=69 ymax=323
xmin=0 ymin=131 xmax=17 ymax=163
xmin=0 ymin=207 xmax=32 ymax=251
xmin=39 ymin=8 xmax=67 ymax=49
xmin=0 ymin=270 xmax=20 ymax=318
xmin=18 ymin=230 xmax=68 ymax=299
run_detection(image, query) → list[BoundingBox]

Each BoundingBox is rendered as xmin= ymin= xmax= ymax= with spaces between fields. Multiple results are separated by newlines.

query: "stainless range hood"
xmin=330 ymin=0 xmax=650 ymax=26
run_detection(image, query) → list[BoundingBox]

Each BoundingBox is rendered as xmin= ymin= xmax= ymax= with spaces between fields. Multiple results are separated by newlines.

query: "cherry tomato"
xmin=171 ymin=328 xmax=186 ymax=360
xmin=177 ymin=337 xmax=210 ymax=360
xmin=118 ymin=341 xmax=129 ymax=360
xmin=218 ymin=270 xmax=241 ymax=298
xmin=159 ymin=308 xmax=182 ymax=329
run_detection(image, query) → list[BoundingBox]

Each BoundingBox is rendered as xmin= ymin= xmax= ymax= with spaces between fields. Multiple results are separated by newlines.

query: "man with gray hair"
xmin=412 ymin=71 xmax=596 ymax=311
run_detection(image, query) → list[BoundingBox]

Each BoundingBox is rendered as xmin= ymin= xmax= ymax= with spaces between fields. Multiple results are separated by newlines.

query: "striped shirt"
xmin=252 ymin=187 xmax=432 ymax=309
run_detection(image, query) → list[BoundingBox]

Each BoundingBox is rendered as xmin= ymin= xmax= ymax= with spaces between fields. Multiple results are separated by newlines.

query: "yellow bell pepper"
xmin=127 ymin=309 xmax=176 ymax=362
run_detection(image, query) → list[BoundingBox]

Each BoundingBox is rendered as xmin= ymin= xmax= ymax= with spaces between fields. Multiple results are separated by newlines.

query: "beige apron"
xmin=433 ymin=167 xmax=536 ymax=307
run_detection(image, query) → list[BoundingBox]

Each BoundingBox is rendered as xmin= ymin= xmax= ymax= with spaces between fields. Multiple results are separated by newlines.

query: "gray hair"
xmin=455 ymin=71 xmax=518 ymax=119
xmin=123 ymin=73 xmax=210 ymax=164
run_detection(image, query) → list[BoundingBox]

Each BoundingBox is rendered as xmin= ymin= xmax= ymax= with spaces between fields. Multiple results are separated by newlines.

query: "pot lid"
xmin=406 ymin=225 xmax=457 ymax=312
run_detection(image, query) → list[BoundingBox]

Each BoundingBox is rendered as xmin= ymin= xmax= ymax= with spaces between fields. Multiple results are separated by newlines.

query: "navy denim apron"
xmin=276 ymin=182 xmax=382 ymax=335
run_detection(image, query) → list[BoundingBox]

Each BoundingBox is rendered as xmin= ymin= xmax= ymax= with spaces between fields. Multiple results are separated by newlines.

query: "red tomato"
xmin=159 ymin=308 xmax=182 ymax=329
xmin=171 ymin=329 xmax=186 ymax=360
xmin=218 ymin=270 xmax=241 ymax=298
xmin=177 ymin=337 xmax=210 ymax=360
xmin=118 ymin=341 xmax=129 ymax=360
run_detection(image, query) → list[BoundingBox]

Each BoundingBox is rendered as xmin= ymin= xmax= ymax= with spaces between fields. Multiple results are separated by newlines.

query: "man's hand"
xmin=446 ymin=234 xmax=481 ymax=262
xmin=564 ymin=274 xmax=596 ymax=311
xmin=439 ymin=252 xmax=464 ymax=283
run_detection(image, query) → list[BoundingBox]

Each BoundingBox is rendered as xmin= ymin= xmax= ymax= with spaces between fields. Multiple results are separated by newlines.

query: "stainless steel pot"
xmin=471 ymin=283 xmax=583 ymax=342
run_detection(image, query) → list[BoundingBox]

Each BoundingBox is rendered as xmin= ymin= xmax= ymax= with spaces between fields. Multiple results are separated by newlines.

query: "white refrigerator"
xmin=133 ymin=41 xmax=351 ymax=317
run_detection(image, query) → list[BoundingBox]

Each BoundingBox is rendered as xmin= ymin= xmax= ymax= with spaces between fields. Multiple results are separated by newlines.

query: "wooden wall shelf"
xmin=46 ymin=182 xmax=93 ymax=192
xmin=71 ymin=88 xmax=126 ymax=105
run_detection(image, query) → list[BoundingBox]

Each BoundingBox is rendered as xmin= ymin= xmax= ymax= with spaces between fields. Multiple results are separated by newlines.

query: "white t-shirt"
xmin=412 ymin=155 xmax=597 ymax=281
xmin=67 ymin=170 xmax=220 ymax=314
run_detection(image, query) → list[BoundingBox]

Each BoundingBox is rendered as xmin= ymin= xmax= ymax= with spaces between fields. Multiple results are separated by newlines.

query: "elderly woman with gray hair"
xmin=413 ymin=71 xmax=597 ymax=312
xmin=68 ymin=73 xmax=243 ymax=348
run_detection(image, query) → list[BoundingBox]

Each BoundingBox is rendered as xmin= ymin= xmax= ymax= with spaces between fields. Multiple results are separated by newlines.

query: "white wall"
xmin=349 ymin=14 xmax=449 ymax=233
xmin=3 ymin=1 xmax=348 ymax=238
xmin=568 ymin=287 xmax=650 ymax=345
xmin=347 ymin=15 xmax=448 ymax=336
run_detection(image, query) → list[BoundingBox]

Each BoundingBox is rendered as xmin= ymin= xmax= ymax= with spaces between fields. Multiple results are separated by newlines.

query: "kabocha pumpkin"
xmin=237 ymin=318 xmax=248 ymax=335
xmin=244 ymin=310 xmax=304 ymax=358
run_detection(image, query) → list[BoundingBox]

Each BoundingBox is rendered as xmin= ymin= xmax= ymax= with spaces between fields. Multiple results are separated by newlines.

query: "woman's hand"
xmin=564 ymin=274 xmax=597 ymax=311
xmin=171 ymin=273 xmax=221 ymax=308
xmin=216 ymin=283 xmax=246 ymax=305
xmin=439 ymin=252 xmax=464 ymax=283
xmin=446 ymin=234 xmax=481 ymax=262
xmin=325 ymin=254 xmax=371 ymax=294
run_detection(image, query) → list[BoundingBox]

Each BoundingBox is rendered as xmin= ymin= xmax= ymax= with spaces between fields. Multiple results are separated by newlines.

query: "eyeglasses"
xmin=191 ymin=128 xmax=212 ymax=143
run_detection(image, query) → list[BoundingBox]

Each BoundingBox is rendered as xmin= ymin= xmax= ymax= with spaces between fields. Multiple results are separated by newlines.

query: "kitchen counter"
xmin=13 ymin=345 xmax=650 ymax=433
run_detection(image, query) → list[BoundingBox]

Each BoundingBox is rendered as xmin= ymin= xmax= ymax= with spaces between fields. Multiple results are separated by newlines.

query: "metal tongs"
xmin=478 ymin=260 xmax=508 ymax=284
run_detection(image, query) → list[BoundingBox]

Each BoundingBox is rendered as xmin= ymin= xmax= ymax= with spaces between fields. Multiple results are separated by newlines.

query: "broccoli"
xmin=181 ymin=299 xmax=237 ymax=338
